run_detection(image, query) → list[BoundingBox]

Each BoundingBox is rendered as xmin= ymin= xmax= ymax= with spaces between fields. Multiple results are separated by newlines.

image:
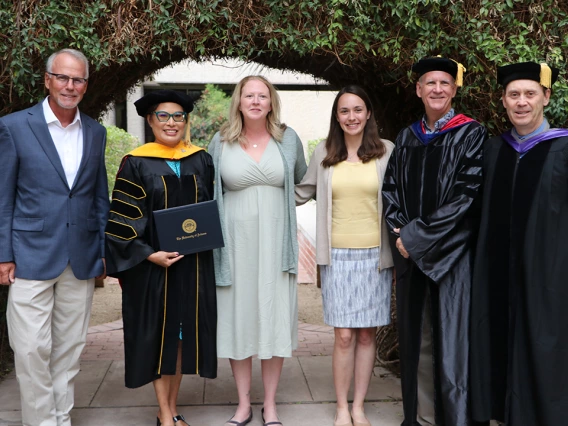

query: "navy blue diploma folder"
xmin=152 ymin=200 xmax=224 ymax=255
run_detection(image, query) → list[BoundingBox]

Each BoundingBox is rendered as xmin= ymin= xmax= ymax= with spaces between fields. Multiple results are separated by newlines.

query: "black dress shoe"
xmin=261 ymin=408 xmax=283 ymax=425
xmin=174 ymin=414 xmax=190 ymax=425
xmin=157 ymin=417 xmax=161 ymax=426
xmin=225 ymin=407 xmax=253 ymax=425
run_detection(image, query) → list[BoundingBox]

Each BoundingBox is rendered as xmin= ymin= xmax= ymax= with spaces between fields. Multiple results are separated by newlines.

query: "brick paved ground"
xmin=294 ymin=323 xmax=335 ymax=357
xmin=81 ymin=320 xmax=124 ymax=360
xmin=81 ymin=320 xmax=335 ymax=361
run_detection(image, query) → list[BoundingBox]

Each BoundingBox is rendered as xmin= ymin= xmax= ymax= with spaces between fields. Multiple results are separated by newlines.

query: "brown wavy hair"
xmin=321 ymin=85 xmax=387 ymax=167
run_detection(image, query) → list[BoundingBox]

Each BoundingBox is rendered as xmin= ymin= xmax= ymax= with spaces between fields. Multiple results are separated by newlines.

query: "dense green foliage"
xmin=307 ymin=138 xmax=325 ymax=160
xmin=190 ymin=84 xmax=231 ymax=148
xmin=0 ymin=1 xmax=566 ymax=136
xmin=105 ymin=126 xmax=141 ymax=196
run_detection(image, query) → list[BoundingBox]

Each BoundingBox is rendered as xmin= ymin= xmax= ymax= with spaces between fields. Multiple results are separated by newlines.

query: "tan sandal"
xmin=333 ymin=415 xmax=353 ymax=426
xmin=350 ymin=412 xmax=371 ymax=426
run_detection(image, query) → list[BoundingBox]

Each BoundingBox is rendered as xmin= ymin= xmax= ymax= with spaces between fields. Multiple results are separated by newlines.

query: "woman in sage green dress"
xmin=208 ymin=76 xmax=307 ymax=426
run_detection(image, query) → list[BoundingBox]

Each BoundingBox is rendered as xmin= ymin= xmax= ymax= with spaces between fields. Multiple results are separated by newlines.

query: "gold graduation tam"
xmin=134 ymin=89 xmax=194 ymax=117
xmin=497 ymin=62 xmax=559 ymax=89
xmin=412 ymin=57 xmax=466 ymax=87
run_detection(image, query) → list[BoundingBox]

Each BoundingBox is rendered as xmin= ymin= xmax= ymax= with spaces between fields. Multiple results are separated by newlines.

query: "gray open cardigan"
xmin=295 ymin=140 xmax=394 ymax=270
xmin=208 ymin=127 xmax=308 ymax=286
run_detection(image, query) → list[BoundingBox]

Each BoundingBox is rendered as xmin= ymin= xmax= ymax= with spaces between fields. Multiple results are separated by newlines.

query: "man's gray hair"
xmin=46 ymin=49 xmax=89 ymax=79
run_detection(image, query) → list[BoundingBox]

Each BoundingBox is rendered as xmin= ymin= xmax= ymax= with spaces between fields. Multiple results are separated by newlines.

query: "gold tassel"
xmin=435 ymin=56 xmax=466 ymax=86
xmin=450 ymin=60 xmax=466 ymax=87
xmin=540 ymin=63 xmax=552 ymax=88
xmin=183 ymin=115 xmax=192 ymax=147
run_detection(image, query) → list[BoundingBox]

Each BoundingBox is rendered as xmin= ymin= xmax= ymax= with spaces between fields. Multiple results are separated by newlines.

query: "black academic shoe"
xmin=173 ymin=414 xmax=190 ymax=425
xmin=157 ymin=416 xmax=189 ymax=426
xmin=261 ymin=408 xmax=283 ymax=426
xmin=225 ymin=407 xmax=253 ymax=425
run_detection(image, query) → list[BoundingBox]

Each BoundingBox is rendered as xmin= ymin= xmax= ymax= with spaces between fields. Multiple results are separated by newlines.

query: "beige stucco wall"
xmin=279 ymin=90 xmax=336 ymax=145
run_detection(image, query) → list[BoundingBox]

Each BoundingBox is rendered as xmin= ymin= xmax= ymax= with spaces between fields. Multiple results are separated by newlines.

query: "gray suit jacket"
xmin=0 ymin=100 xmax=109 ymax=280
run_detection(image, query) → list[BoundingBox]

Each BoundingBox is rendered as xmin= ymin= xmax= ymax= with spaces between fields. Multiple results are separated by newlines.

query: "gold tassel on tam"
xmin=540 ymin=63 xmax=552 ymax=88
xmin=183 ymin=116 xmax=192 ymax=146
xmin=451 ymin=60 xmax=466 ymax=87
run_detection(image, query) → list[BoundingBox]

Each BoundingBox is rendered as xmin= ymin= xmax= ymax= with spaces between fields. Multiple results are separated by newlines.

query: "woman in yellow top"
xmin=296 ymin=85 xmax=394 ymax=426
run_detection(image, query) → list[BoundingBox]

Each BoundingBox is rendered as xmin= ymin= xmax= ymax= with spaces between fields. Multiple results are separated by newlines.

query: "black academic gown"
xmin=382 ymin=119 xmax=486 ymax=426
xmin=105 ymin=142 xmax=217 ymax=388
xmin=470 ymin=134 xmax=568 ymax=426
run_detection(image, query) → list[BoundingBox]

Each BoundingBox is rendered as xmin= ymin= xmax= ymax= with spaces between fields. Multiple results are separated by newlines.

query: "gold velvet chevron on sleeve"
xmin=110 ymin=199 xmax=143 ymax=220
xmin=105 ymin=220 xmax=137 ymax=241
xmin=105 ymin=177 xmax=147 ymax=240
xmin=112 ymin=177 xmax=146 ymax=199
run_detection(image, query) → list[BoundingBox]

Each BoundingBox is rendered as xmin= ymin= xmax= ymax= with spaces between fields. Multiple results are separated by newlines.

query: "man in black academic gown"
xmin=470 ymin=62 xmax=568 ymax=426
xmin=382 ymin=57 xmax=487 ymax=426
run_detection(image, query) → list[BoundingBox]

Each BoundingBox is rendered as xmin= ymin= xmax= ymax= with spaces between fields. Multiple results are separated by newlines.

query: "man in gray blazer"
xmin=0 ymin=48 xmax=109 ymax=426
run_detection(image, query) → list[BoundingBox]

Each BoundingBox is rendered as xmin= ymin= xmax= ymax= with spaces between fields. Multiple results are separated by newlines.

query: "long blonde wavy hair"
xmin=220 ymin=75 xmax=286 ymax=144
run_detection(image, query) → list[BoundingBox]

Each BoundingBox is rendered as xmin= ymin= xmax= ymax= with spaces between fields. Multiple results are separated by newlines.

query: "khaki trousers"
xmin=7 ymin=264 xmax=94 ymax=426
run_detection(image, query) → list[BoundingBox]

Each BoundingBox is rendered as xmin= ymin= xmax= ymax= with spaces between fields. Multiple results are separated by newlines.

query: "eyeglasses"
xmin=47 ymin=72 xmax=88 ymax=87
xmin=153 ymin=111 xmax=187 ymax=122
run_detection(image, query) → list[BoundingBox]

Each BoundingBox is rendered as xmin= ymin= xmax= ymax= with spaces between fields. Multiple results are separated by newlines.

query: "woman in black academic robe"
xmin=105 ymin=90 xmax=216 ymax=426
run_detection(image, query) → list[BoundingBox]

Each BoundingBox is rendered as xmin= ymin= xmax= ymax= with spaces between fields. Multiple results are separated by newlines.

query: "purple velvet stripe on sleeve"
xmin=502 ymin=128 xmax=568 ymax=154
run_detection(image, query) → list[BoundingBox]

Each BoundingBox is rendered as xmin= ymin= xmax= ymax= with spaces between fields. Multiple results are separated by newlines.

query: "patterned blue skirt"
xmin=320 ymin=247 xmax=392 ymax=328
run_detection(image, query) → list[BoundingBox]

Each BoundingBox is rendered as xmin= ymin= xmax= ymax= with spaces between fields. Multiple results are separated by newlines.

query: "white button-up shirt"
xmin=42 ymin=97 xmax=83 ymax=188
